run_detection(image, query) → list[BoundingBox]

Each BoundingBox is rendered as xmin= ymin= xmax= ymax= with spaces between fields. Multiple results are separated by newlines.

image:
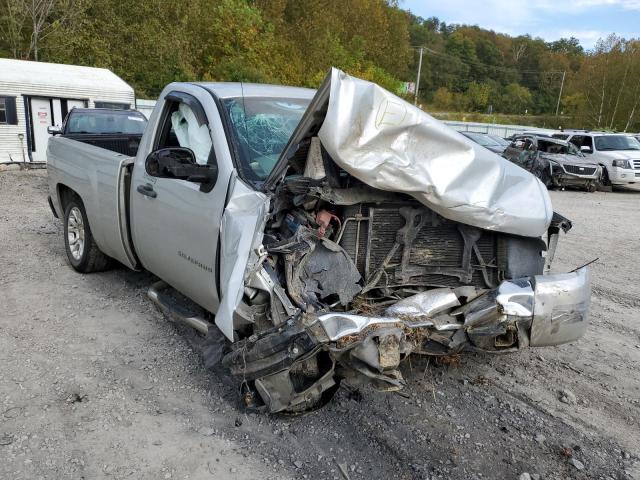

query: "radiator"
xmin=339 ymin=203 xmax=500 ymax=289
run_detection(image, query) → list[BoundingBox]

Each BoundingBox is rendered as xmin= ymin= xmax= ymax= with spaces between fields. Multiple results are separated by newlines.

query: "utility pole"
xmin=555 ymin=71 xmax=566 ymax=116
xmin=414 ymin=46 xmax=423 ymax=106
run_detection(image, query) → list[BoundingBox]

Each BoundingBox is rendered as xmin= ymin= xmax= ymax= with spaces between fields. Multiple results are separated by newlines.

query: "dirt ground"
xmin=1 ymin=169 xmax=639 ymax=480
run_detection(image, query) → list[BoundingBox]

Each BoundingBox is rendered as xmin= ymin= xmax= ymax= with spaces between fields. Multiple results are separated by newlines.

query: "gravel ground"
xmin=1 ymin=169 xmax=639 ymax=480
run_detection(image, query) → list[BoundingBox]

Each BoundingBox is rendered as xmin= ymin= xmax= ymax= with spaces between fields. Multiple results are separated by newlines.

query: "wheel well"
xmin=56 ymin=184 xmax=82 ymax=213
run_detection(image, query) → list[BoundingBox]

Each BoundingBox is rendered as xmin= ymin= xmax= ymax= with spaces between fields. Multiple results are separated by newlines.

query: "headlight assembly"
xmin=612 ymin=159 xmax=631 ymax=169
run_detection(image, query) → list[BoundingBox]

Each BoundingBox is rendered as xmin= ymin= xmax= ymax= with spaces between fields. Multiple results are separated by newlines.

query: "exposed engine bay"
xmin=258 ymin=138 xmax=545 ymax=320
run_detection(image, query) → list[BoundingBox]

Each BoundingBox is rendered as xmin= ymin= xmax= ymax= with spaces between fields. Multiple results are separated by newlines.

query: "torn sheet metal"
xmin=216 ymin=174 xmax=269 ymax=340
xmin=317 ymin=68 xmax=553 ymax=237
xmin=385 ymin=288 xmax=460 ymax=317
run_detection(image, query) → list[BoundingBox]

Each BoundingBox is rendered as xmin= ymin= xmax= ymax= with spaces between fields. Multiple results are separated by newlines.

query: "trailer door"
xmin=29 ymin=98 xmax=53 ymax=162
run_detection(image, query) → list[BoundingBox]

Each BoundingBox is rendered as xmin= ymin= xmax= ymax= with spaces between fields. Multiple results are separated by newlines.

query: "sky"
xmin=402 ymin=0 xmax=640 ymax=49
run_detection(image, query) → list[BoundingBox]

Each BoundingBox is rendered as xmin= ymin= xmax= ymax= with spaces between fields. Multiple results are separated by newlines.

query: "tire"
xmin=540 ymin=170 xmax=553 ymax=189
xmin=601 ymin=167 xmax=611 ymax=187
xmin=63 ymin=197 xmax=110 ymax=273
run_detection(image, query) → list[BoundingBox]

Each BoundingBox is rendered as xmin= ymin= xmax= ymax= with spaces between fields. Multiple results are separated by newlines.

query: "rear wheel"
xmin=63 ymin=198 xmax=110 ymax=273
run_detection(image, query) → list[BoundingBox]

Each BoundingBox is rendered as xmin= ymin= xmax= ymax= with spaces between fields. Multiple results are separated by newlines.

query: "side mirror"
xmin=47 ymin=125 xmax=62 ymax=135
xmin=580 ymin=145 xmax=592 ymax=153
xmin=145 ymin=147 xmax=217 ymax=185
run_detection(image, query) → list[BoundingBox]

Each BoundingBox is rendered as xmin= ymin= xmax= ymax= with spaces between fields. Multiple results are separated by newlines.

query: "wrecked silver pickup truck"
xmin=47 ymin=69 xmax=591 ymax=413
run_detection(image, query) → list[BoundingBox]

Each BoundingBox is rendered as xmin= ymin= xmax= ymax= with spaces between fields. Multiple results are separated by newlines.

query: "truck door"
xmin=130 ymin=89 xmax=230 ymax=314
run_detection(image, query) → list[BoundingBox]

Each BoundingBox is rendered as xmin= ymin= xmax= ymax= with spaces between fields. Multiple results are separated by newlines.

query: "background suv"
xmin=552 ymin=132 xmax=640 ymax=187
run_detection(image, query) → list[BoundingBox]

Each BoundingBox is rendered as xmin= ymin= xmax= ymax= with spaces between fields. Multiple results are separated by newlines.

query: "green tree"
xmin=498 ymin=83 xmax=533 ymax=114
xmin=466 ymin=82 xmax=490 ymax=111
xmin=432 ymin=86 xmax=453 ymax=110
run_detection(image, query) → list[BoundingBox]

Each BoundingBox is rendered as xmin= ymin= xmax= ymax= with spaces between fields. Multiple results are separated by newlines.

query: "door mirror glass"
xmin=47 ymin=125 xmax=62 ymax=135
xmin=145 ymin=147 xmax=218 ymax=184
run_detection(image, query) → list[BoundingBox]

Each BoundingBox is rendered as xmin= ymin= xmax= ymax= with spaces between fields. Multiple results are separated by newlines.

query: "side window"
xmin=570 ymin=135 xmax=593 ymax=152
xmin=156 ymin=96 xmax=213 ymax=166
xmin=0 ymin=96 xmax=18 ymax=125
xmin=0 ymin=97 xmax=6 ymax=124
xmin=583 ymin=136 xmax=594 ymax=150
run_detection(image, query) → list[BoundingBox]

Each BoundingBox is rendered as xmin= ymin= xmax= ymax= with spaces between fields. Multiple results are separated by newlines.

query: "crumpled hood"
xmin=539 ymin=153 xmax=599 ymax=166
xmin=315 ymin=69 xmax=552 ymax=237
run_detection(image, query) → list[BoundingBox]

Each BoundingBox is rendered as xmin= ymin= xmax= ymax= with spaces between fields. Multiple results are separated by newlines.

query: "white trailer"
xmin=0 ymin=58 xmax=134 ymax=163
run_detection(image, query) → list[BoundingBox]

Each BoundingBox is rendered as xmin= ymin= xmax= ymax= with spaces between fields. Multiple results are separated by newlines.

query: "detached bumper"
xmin=224 ymin=268 xmax=591 ymax=412
xmin=529 ymin=268 xmax=591 ymax=346
xmin=315 ymin=267 xmax=591 ymax=350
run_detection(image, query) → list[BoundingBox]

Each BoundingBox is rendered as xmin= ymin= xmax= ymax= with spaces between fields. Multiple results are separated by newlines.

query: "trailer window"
xmin=0 ymin=98 xmax=6 ymax=124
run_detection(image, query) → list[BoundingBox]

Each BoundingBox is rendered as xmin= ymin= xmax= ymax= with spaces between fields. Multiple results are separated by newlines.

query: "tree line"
xmin=1 ymin=0 xmax=639 ymax=131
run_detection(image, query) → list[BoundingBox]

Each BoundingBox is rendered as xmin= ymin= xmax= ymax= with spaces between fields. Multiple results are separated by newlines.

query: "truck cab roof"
xmin=192 ymin=82 xmax=316 ymax=100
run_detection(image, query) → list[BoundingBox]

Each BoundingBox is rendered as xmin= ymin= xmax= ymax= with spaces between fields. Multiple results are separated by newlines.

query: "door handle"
xmin=137 ymin=183 xmax=157 ymax=198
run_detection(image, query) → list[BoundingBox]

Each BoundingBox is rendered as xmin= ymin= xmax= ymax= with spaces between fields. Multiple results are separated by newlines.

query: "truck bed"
xmin=47 ymin=136 xmax=137 ymax=270
xmin=60 ymin=133 xmax=142 ymax=157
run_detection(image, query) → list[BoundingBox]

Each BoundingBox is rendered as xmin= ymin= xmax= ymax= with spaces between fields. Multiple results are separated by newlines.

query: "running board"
xmin=147 ymin=280 xmax=212 ymax=334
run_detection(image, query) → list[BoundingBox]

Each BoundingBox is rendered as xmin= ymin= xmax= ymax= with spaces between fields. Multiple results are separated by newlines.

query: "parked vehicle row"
xmin=460 ymin=129 xmax=640 ymax=191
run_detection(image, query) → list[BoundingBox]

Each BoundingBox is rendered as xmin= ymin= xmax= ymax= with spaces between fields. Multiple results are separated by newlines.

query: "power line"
xmin=412 ymin=46 xmax=565 ymax=76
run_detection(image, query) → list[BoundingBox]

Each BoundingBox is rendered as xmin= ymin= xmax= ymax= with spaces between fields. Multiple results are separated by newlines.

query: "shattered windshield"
xmin=594 ymin=135 xmax=640 ymax=151
xmin=223 ymin=97 xmax=310 ymax=180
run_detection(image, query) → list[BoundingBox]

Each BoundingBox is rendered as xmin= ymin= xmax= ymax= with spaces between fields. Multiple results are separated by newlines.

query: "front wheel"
xmin=539 ymin=170 xmax=553 ymax=189
xmin=63 ymin=198 xmax=110 ymax=273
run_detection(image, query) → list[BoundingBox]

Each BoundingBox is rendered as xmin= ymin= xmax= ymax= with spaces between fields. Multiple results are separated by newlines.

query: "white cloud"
xmin=402 ymin=0 xmax=636 ymax=48
xmin=570 ymin=0 xmax=640 ymax=9
xmin=534 ymin=29 xmax=610 ymax=48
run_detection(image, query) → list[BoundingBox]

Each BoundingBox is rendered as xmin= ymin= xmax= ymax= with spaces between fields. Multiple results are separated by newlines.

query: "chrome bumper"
xmin=529 ymin=268 xmax=591 ymax=346
xmin=315 ymin=267 xmax=591 ymax=350
xmin=224 ymin=269 xmax=591 ymax=412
